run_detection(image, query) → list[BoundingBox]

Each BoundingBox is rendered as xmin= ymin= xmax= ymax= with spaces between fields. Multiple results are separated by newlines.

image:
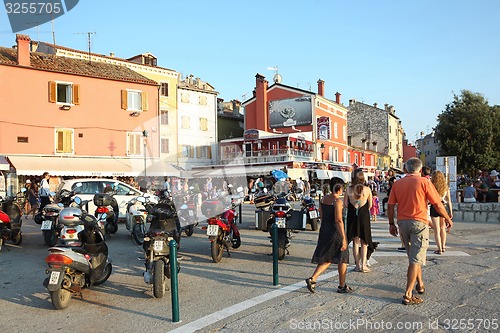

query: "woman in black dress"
xmin=345 ymin=169 xmax=375 ymax=273
xmin=306 ymin=181 xmax=353 ymax=294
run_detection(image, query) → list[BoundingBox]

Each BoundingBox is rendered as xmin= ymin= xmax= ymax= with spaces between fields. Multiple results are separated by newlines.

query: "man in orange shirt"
xmin=388 ymin=157 xmax=453 ymax=305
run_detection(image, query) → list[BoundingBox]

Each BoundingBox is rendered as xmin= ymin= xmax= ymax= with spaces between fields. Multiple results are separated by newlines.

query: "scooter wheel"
xmin=50 ymin=289 xmax=72 ymax=310
xmin=184 ymin=225 xmax=194 ymax=237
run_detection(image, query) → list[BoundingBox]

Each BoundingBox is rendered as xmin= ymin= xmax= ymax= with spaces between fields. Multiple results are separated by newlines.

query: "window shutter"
xmin=189 ymin=146 xmax=194 ymax=158
xmin=142 ymin=92 xmax=148 ymax=111
xmin=121 ymin=90 xmax=128 ymax=110
xmin=48 ymin=81 xmax=56 ymax=103
xmin=72 ymin=85 xmax=80 ymax=105
xmin=207 ymin=146 xmax=212 ymax=159
xmin=64 ymin=131 xmax=72 ymax=152
xmin=196 ymin=146 xmax=201 ymax=158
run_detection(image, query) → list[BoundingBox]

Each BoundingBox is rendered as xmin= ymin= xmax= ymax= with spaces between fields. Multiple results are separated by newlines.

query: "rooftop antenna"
xmin=51 ymin=19 xmax=56 ymax=45
xmin=75 ymin=31 xmax=96 ymax=63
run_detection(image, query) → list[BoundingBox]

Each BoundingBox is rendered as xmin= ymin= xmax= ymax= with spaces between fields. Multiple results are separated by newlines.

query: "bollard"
xmin=239 ymin=203 xmax=242 ymax=224
xmin=271 ymin=223 xmax=279 ymax=286
xmin=169 ymin=240 xmax=180 ymax=323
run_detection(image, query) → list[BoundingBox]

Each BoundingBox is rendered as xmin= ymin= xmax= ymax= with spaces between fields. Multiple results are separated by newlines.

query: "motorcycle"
xmin=301 ymin=196 xmax=319 ymax=231
xmin=93 ymin=190 xmax=119 ymax=240
xmin=142 ymin=198 xmax=181 ymax=298
xmin=43 ymin=211 xmax=112 ymax=310
xmin=205 ymin=187 xmax=243 ymax=263
xmin=0 ymin=189 xmax=25 ymax=250
xmin=35 ymin=190 xmax=75 ymax=247
xmin=125 ymin=193 xmax=155 ymax=245
xmin=175 ymin=187 xmax=198 ymax=237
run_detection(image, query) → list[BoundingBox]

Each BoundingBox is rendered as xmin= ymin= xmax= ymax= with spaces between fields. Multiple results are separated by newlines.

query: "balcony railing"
xmin=220 ymin=148 xmax=314 ymax=164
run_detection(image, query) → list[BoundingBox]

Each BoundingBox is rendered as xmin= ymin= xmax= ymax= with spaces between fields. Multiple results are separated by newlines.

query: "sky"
xmin=1 ymin=0 xmax=499 ymax=144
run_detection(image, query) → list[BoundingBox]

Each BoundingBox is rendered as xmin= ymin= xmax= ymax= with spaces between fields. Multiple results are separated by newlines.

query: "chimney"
xmin=384 ymin=103 xmax=389 ymax=111
xmin=317 ymin=79 xmax=324 ymax=96
xmin=373 ymin=102 xmax=378 ymax=108
xmin=335 ymin=92 xmax=341 ymax=104
xmin=109 ymin=52 xmax=115 ymax=57
xmin=16 ymin=34 xmax=31 ymax=67
xmin=255 ymin=73 xmax=269 ymax=130
xmin=349 ymin=99 xmax=356 ymax=106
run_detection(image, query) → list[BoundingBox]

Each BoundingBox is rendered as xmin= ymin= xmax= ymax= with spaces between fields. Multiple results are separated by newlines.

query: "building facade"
xmin=347 ymin=100 xmax=405 ymax=169
xmin=416 ymin=132 xmax=440 ymax=170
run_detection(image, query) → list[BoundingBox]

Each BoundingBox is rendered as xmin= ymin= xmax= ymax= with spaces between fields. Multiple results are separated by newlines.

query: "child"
xmin=370 ymin=190 xmax=380 ymax=222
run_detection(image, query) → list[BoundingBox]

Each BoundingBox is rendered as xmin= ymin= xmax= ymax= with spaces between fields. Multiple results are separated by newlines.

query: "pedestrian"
xmin=38 ymin=172 xmax=52 ymax=211
xmin=429 ymin=170 xmax=453 ymax=254
xmin=421 ymin=166 xmax=432 ymax=179
xmin=26 ymin=182 xmax=39 ymax=219
xmin=23 ymin=179 xmax=32 ymax=215
xmin=306 ymin=181 xmax=353 ymax=294
xmin=370 ymin=190 xmax=380 ymax=222
xmin=388 ymin=157 xmax=453 ymax=305
xmin=462 ymin=179 xmax=477 ymax=202
xmin=295 ymin=177 xmax=304 ymax=198
xmin=345 ymin=169 xmax=375 ymax=273
xmin=163 ymin=177 xmax=171 ymax=198
xmin=303 ymin=178 xmax=310 ymax=197
xmin=380 ymin=177 xmax=395 ymax=216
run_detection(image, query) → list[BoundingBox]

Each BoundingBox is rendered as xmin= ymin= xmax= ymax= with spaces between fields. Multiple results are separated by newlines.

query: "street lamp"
xmin=320 ymin=143 xmax=325 ymax=162
xmin=142 ymin=130 xmax=148 ymax=178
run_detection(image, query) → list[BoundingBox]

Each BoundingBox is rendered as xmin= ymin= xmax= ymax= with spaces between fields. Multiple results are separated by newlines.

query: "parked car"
xmin=56 ymin=178 xmax=157 ymax=220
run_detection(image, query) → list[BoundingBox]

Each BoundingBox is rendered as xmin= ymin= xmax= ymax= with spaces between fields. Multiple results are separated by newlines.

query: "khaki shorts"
xmin=397 ymin=220 xmax=429 ymax=265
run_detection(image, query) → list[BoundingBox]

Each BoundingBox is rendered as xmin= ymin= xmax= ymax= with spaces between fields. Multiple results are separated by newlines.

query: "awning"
xmin=315 ymin=170 xmax=330 ymax=180
xmin=191 ymin=164 xmax=285 ymax=179
xmin=8 ymin=156 xmax=141 ymax=177
xmin=330 ymin=171 xmax=351 ymax=182
xmin=287 ymin=168 xmax=308 ymax=180
xmin=138 ymin=160 xmax=185 ymax=178
xmin=0 ymin=156 xmax=10 ymax=171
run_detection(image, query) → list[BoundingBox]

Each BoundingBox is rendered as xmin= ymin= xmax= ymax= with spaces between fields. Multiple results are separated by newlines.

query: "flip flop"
xmin=416 ymin=282 xmax=425 ymax=294
xmin=434 ymin=250 xmax=442 ymax=255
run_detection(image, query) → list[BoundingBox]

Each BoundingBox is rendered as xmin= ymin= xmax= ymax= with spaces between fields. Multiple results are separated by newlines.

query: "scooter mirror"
xmin=73 ymin=196 xmax=82 ymax=205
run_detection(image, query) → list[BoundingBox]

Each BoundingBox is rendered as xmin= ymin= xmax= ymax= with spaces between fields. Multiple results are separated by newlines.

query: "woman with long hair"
xmin=430 ymin=170 xmax=453 ymax=254
xmin=344 ymin=169 xmax=375 ymax=272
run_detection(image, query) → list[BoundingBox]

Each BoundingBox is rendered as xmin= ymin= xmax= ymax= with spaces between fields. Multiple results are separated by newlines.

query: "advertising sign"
xmin=316 ymin=116 xmax=331 ymax=140
xmin=269 ymin=96 xmax=313 ymax=128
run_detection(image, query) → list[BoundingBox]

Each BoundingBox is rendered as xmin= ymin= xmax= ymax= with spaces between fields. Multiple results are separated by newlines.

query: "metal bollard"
xmin=271 ymin=223 xmax=279 ymax=286
xmin=169 ymin=240 xmax=180 ymax=323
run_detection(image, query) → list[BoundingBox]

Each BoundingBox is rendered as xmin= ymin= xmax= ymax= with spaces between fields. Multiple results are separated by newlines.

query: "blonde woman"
xmin=344 ymin=169 xmax=375 ymax=272
xmin=430 ymin=170 xmax=453 ymax=254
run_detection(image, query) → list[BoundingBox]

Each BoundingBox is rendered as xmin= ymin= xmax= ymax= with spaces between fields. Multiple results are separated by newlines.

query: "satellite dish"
xmin=273 ymin=73 xmax=282 ymax=83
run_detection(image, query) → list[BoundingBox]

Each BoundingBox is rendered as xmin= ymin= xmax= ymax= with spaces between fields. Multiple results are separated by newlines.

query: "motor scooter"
xmin=58 ymin=197 xmax=90 ymax=245
xmin=0 ymin=189 xmax=25 ymax=250
xmin=93 ymin=190 xmax=119 ymax=240
xmin=36 ymin=190 xmax=75 ymax=246
xmin=126 ymin=193 xmax=155 ymax=245
xmin=43 ymin=212 xmax=112 ymax=309
xmin=301 ymin=196 xmax=319 ymax=231
xmin=175 ymin=186 xmax=199 ymax=237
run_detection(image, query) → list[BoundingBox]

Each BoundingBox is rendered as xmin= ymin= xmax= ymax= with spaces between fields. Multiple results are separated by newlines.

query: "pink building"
xmin=0 ymin=34 xmax=159 ymax=186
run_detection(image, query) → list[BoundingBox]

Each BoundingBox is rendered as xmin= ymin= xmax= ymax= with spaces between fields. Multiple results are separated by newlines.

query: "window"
xmin=343 ymin=125 xmax=347 ymax=141
xmin=347 ymin=136 xmax=352 ymax=146
xmin=199 ymin=95 xmax=207 ymax=105
xmin=199 ymin=118 xmax=208 ymax=131
xmin=161 ymin=138 xmax=169 ymax=154
xmin=160 ymin=110 xmax=169 ymax=125
xmin=181 ymin=145 xmax=194 ymax=158
xmin=127 ymin=132 xmax=142 ymax=156
xmin=334 ymin=122 xmax=338 ymax=138
xmin=55 ymin=128 xmax=74 ymax=154
xmin=355 ymin=154 xmax=359 ymax=165
xmin=48 ymin=81 xmax=80 ymax=105
xmin=160 ymin=82 xmax=169 ymax=97
xmin=121 ymin=90 xmax=148 ymax=111
xmin=17 ymin=136 xmax=28 ymax=143
xmin=181 ymin=93 xmax=190 ymax=103
xmin=181 ymin=116 xmax=190 ymax=129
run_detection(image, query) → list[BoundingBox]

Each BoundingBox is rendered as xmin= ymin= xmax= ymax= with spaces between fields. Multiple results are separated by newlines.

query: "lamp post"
xmin=142 ymin=130 xmax=148 ymax=178
xmin=320 ymin=143 xmax=325 ymax=162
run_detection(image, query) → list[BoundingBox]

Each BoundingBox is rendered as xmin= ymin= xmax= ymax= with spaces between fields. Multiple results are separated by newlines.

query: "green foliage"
xmin=435 ymin=90 xmax=498 ymax=175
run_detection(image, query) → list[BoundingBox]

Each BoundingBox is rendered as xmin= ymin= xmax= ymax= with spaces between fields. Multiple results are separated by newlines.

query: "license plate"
xmin=188 ymin=210 xmax=194 ymax=217
xmin=48 ymin=271 xmax=60 ymax=285
xmin=275 ymin=217 xmax=286 ymax=228
xmin=154 ymin=240 xmax=164 ymax=251
xmin=41 ymin=220 xmax=52 ymax=230
xmin=206 ymin=224 xmax=219 ymax=236
xmin=309 ymin=210 xmax=318 ymax=219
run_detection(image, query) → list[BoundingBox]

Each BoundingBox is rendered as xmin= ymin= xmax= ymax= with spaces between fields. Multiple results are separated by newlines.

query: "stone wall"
xmin=452 ymin=203 xmax=500 ymax=223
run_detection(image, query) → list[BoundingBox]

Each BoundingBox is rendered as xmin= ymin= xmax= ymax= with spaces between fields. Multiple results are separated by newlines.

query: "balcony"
xmin=220 ymin=148 xmax=314 ymax=165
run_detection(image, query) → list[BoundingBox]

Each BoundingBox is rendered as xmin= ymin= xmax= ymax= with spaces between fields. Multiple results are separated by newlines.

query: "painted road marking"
xmin=167 ymin=270 xmax=340 ymax=333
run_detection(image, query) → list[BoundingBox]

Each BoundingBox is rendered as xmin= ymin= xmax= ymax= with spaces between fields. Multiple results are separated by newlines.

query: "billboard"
xmin=269 ymin=96 xmax=313 ymax=128
xmin=316 ymin=116 xmax=331 ymax=140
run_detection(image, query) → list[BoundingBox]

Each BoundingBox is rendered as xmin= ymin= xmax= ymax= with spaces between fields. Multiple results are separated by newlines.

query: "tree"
xmin=434 ymin=90 xmax=496 ymax=175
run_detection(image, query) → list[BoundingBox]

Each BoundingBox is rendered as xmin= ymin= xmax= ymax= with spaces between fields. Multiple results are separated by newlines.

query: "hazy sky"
xmin=2 ymin=0 xmax=499 ymax=143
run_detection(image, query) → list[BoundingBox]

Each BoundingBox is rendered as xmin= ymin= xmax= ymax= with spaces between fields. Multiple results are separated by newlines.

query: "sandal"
xmin=337 ymin=285 xmax=354 ymax=293
xmin=402 ymin=295 xmax=423 ymax=305
xmin=305 ymin=278 xmax=316 ymax=293
xmin=433 ymin=250 xmax=442 ymax=255
xmin=352 ymin=267 xmax=362 ymax=272
xmin=416 ymin=282 xmax=425 ymax=294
